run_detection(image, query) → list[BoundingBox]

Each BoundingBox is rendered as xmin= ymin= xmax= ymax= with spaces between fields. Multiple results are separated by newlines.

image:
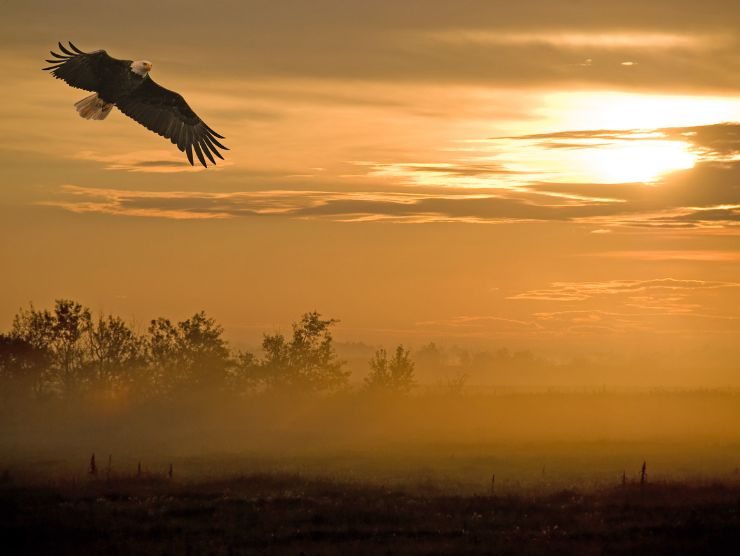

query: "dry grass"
xmin=2 ymin=473 xmax=739 ymax=555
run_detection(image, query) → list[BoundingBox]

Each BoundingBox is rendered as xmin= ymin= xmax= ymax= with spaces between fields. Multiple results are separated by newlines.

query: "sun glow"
xmin=580 ymin=140 xmax=697 ymax=183
xmin=543 ymin=92 xmax=740 ymax=131
xmin=482 ymin=136 xmax=699 ymax=186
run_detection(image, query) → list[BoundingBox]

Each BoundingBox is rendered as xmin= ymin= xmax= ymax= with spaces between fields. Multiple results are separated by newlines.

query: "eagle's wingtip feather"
xmin=58 ymin=42 xmax=73 ymax=56
xmin=68 ymin=41 xmax=85 ymax=54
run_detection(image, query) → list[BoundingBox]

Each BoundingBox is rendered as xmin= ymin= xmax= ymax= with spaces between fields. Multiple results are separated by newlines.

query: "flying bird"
xmin=43 ymin=42 xmax=227 ymax=168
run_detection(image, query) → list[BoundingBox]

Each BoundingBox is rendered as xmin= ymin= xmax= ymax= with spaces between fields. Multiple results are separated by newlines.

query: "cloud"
xmin=508 ymin=278 xmax=740 ymax=302
xmin=75 ymin=150 xmax=206 ymax=173
xmin=414 ymin=302 xmax=740 ymax=338
xmin=416 ymin=315 xmax=538 ymax=328
xmin=413 ymin=315 xmax=543 ymax=337
xmin=426 ymin=31 xmax=724 ymax=50
xmin=8 ymin=1 xmax=740 ymax=92
xmin=45 ymin=183 xmax=634 ymax=223
xmin=359 ymin=161 xmax=524 ymax=182
xmin=504 ymin=278 xmax=740 ymax=335
xmin=585 ymin=250 xmax=740 ymax=262
xmin=47 ymin=185 xmax=523 ymax=222
xmin=46 ymin=185 xmax=344 ymax=219
xmin=530 ymin=308 xmax=740 ymax=335
xmin=40 ymin=177 xmax=740 ymax=232
xmin=580 ymin=205 xmax=740 ymax=230
xmin=506 ymin=123 xmax=740 ymax=159
xmin=35 ymin=122 xmax=740 ymax=232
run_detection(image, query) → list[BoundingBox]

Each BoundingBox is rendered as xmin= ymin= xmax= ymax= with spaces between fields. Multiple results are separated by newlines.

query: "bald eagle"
xmin=43 ymin=42 xmax=227 ymax=168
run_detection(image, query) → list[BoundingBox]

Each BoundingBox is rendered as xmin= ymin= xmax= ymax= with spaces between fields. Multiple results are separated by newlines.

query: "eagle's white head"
xmin=130 ymin=60 xmax=153 ymax=77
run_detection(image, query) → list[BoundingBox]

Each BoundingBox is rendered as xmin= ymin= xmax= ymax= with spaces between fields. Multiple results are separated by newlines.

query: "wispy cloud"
xmin=425 ymin=30 xmax=728 ymax=50
xmin=530 ymin=308 xmax=740 ymax=335
xmin=44 ymin=182 xmax=637 ymax=224
xmin=585 ymin=250 xmax=740 ymax=262
xmin=348 ymin=123 xmax=740 ymax=230
xmin=45 ymin=185 xmax=342 ymax=219
xmin=416 ymin=315 xmax=538 ymax=329
xmin=410 ymin=276 xmax=740 ymax=339
xmin=579 ymin=205 xmax=740 ymax=230
xmin=75 ymin=150 xmax=233 ymax=173
xmin=355 ymin=161 xmax=525 ymax=189
xmin=505 ymin=123 xmax=740 ymax=161
xmin=414 ymin=303 xmax=740 ymax=338
xmin=508 ymin=278 xmax=740 ymax=302
xmin=41 ymin=160 xmax=740 ymax=232
xmin=46 ymin=185 xmax=514 ymax=222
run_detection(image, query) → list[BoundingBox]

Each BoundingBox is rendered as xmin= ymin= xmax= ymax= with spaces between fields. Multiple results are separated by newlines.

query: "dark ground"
xmin=2 ymin=474 xmax=740 ymax=555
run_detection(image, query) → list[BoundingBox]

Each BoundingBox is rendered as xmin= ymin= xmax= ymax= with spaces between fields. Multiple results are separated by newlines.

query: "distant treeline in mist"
xmin=0 ymin=299 xmax=416 ymax=400
xmin=4 ymin=301 xmax=740 ymax=469
xmin=2 ymin=300 xmax=739 ymax=403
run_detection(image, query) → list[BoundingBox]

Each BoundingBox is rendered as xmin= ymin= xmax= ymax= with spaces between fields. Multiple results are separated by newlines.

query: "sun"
xmin=581 ymin=140 xmax=697 ymax=183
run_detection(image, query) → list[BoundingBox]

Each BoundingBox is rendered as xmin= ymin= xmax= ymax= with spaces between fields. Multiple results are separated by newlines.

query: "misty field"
xmin=3 ymin=472 xmax=740 ymax=555
xmin=3 ymin=390 xmax=740 ymax=554
xmin=3 ymin=300 xmax=740 ymax=553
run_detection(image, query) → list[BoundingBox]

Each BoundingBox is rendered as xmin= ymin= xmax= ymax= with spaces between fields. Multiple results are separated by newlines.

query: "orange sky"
xmin=1 ymin=1 xmax=739 ymax=370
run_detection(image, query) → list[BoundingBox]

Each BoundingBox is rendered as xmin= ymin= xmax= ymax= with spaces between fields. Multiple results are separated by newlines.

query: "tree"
xmin=11 ymin=300 xmax=91 ymax=395
xmin=50 ymin=300 xmax=92 ymax=393
xmin=10 ymin=305 xmax=55 ymax=350
xmin=260 ymin=312 xmax=348 ymax=392
xmin=146 ymin=311 xmax=232 ymax=393
xmin=364 ymin=345 xmax=415 ymax=393
xmin=230 ymin=350 xmax=261 ymax=393
xmin=178 ymin=311 xmax=231 ymax=388
xmin=85 ymin=315 xmax=144 ymax=391
xmin=444 ymin=371 xmax=468 ymax=396
xmin=146 ymin=317 xmax=183 ymax=393
xmin=0 ymin=333 xmax=49 ymax=396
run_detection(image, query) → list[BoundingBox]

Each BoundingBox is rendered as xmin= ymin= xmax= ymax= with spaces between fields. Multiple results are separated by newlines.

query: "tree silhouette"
xmin=147 ymin=317 xmax=184 ymax=393
xmin=2 ymin=302 xmax=353 ymax=398
xmin=231 ymin=350 xmax=262 ymax=392
xmin=364 ymin=345 xmax=415 ymax=393
xmin=85 ymin=315 xmax=144 ymax=391
xmin=179 ymin=311 xmax=232 ymax=388
xmin=146 ymin=311 xmax=231 ymax=393
xmin=260 ymin=312 xmax=348 ymax=392
xmin=12 ymin=300 xmax=91 ymax=395
xmin=0 ymin=334 xmax=49 ymax=396
xmin=52 ymin=300 xmax=91 ymax=391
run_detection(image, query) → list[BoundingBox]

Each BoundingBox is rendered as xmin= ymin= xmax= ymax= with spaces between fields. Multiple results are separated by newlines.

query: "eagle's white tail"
xmin=74 ymin=93 xmax=113 ymax=120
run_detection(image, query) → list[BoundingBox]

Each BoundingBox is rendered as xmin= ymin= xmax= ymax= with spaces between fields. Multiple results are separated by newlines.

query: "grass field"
xmin=3 ymin=473 xmax=740 ymax=555
xmin=3 ymin=391 xmax=740 ymax=553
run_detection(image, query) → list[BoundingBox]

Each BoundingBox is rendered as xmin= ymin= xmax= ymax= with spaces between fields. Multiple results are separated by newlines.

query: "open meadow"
xmin=3 ymin=389 xmax=740 ymax=554
xmin=3 ymin=472 xmax=740 ymax=555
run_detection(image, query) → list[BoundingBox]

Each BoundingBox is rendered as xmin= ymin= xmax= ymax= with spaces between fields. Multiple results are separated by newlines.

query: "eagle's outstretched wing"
xmin=116 ymin=78 xmax=228 ymax=167
xmin=43 ymin=42 xmax=126 ymax=93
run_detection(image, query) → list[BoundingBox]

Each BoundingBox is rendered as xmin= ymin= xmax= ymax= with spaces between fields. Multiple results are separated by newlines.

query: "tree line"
xmin=0 ymin=299 xmax=415 ymax=399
